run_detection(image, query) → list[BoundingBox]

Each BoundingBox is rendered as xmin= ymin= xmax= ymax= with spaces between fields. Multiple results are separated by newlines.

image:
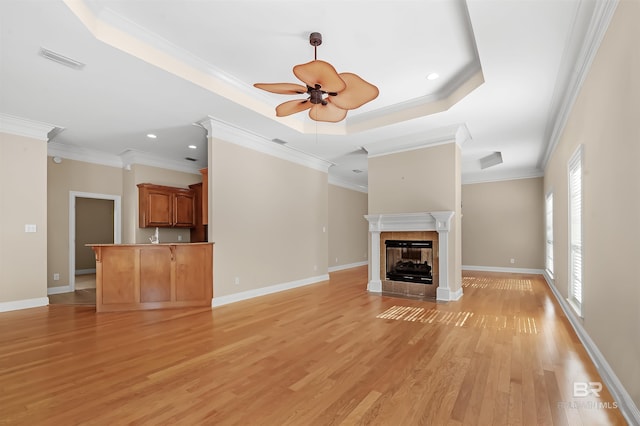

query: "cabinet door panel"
xmin=173 ymin=192 xmax=195 ymax=227
xmin=175 ymin=245 xmax=210 ymax=301
xmin=140 ymin=247 xmax=172 ymax=302
xmin=101 ymin=248 xmax=137 ymax=304
xmin=147 ymin=191 xmax=172 ymax=226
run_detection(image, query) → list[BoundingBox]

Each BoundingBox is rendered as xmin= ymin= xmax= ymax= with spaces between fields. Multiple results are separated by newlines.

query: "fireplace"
xmin=365 ymin=211 xmax=462 ymax=302
xmin=385 ymin=240 xmax=433 ymax=284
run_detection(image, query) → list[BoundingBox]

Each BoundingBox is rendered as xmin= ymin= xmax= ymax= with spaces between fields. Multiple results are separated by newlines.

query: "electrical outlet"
xmin=177 ymin=235 xmax=182 ymax=241
xmin=335 ymin=257 xmax=338 ymax=263
xmin=53 ymin=273 xmax=60 ymax=281
xmin=234 ymin=277 xmax=240 ymax=285
xmin=510 ymin=258 xmax=515 ymax=264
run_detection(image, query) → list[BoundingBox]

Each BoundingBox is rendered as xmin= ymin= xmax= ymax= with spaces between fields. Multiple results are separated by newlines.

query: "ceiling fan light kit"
xmin=254 ymin=32 xmax=379 ymax=123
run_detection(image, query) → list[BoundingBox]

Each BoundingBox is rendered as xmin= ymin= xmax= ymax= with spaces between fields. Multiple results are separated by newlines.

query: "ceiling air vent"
xmin=39 ymin=47 xmax=85 ymax=70
xmin=184 ymin=157 xmax=197 ymax=162
xmin=479 ymin=152 xmax=503 ymax=169
xmin=271 ymin=138 xmax=288 ymax=145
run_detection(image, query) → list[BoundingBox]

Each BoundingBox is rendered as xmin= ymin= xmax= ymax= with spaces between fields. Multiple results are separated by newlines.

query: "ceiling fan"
xmin=254 ymin=32 xmax=379 ymax=123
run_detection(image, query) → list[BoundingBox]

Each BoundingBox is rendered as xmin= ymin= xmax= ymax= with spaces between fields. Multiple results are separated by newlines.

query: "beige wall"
xmin=368 ymin=143 xmax=458 ymax=214
xmin=544 ymin=0 xmax=640 ymax=407
xmin=128 ymin=164 xmax=201 ymax=244
xmin=75 ymin=197 xmax=114 ymax=270
xmin=328 ymin=184 xmax=368 ymax=268
xmin=462 ymin=177 xmax=544 ymax=269
xmin=47 ymin=158 xmax=123 ymax=290
xmin=0 ymin=133 xmax=48 ymax=306
xmin=368 ymin=142 xmax=462 ymax=293
xmin=210 ymin=138 xmax=328 ymax=297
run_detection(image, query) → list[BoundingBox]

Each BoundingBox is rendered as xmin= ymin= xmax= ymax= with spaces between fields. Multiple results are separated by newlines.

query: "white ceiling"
xmin=0 ymin=0 xmax=604 ymax=190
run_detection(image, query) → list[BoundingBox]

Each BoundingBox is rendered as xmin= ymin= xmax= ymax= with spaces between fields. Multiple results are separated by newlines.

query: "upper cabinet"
xmin=200 ymin=168 xmax=208 ymax=225
xmin=189 ymin=182 xmax=207 ymax=242
xmin=138 ymin=183 xmax=195 ymax=228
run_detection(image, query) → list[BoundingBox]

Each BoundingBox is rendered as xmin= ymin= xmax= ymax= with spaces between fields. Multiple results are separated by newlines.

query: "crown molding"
xmin=346 ymin=68 xmax=484 ymax=134
xmin=94 ymin=5 xmax=259 ymax=102
xmin=47 ymin=142 xmax=202 ymax=174
xmin=364 ymin=123 xmax=470 ymax=158
xmin=0 ymin=113 xmax=58 ymax=141
xmin=462 ymin=167 xmax=544 ymax=185
xmin=119 ymin=149 xmax=201 ymax=174
xmin=328 ymin=175 xmax=368 ymax=194
xmin=48 ymin=142 xmax=123 ymax=168
xmin=198 ymin=116 xmax=334 ymax=173
xmin=540 ymin=0 xmax=619 ymax=169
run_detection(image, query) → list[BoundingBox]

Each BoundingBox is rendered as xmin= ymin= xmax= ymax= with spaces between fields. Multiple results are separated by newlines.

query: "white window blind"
xmin=545 ymin=193 xmax=554 ymax=276
xmin=568 ymin=146 xmax=583 ymax=313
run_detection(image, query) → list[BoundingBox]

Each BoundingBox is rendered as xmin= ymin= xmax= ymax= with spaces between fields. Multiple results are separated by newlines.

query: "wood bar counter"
xmin=89 ymin=243 xmax=213 ymax=312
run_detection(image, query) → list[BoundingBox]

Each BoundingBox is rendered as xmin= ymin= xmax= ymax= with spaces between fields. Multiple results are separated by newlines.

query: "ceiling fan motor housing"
xmin=309 ymin=86 xmax=325 ymax=104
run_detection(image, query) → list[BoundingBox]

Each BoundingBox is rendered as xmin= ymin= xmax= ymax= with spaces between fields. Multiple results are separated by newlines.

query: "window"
xmin=545 ymin=192 xmax=554 ymax=277
xmin=568 ymin=146 xmax=583 ymax=315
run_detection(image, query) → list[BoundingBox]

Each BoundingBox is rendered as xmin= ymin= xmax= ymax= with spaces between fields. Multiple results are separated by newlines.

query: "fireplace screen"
xmin=385 ymin=240 xmax=433 ymax=284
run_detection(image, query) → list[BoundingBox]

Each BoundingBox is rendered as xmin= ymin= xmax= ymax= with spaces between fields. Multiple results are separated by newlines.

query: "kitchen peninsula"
xmin=89 ymin=242 xmax=213 ymax=312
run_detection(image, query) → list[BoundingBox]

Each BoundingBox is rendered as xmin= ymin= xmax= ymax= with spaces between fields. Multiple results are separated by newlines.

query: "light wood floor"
xmin=48 ymin=274 xmax=96 ymax=305
xmin=0 ymin=267 xmax=627 ymax=425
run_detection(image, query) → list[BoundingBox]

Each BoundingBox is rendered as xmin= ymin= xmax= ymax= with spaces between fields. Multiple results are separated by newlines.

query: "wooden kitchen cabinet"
xmin=189 ymin=182 xmax=207 ymax=242
xmin=200 ymin=168 xmax=208 ymax=225
xmin=138 ymin=183 xmax=195 ymax=228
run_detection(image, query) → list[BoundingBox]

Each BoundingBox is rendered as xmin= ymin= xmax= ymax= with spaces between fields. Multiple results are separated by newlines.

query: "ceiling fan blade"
xmin=309 ymin=100 xmax=348 ymax=123
xmin=276 ymin=99 xmax=312 ymax=117
xmin=330 ymin=73 xmax=379 ymax=110
xmin=293 ymin=60 xmax=346 ymax=93
xmin=254 ymin=83 xmax=308 ymax=95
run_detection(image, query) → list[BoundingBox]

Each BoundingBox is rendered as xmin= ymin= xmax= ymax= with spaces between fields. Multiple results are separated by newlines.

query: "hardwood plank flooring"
xmin=0 ymin=267 xmax=627 ymax=425
xmin=48 ymin=274 xmax=96 ymax=305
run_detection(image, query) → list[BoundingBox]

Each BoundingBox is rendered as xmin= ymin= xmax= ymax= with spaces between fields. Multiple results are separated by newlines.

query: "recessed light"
xmin=352 ymin=169 xmax=363 ymax=174
xmin=146 ymin=134 xmax=157 ymax=139
xmin=188 ymin=145 xmax=197 ymax=149
xmin=426 ymin=73 xmax=439 ymax=81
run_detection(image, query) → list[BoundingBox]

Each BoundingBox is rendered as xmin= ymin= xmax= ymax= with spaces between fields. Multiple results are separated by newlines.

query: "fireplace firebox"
xmin=385 ymin=240 xmax=433 ymax=284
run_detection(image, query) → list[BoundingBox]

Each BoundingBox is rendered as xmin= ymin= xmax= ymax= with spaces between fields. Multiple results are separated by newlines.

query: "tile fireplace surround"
xmin=364 ymin=211 xmax=461 ymax=302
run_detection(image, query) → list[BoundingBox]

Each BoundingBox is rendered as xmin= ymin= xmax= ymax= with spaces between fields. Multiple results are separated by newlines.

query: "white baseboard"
xmin=367 ymin=280 xmax=382 ymax=293
xmin=328 ymin=261 xmax=368 ymax=273
xmin=0 ymin=297 xmax=49 ymax=312
xmin=543 ymin=275 xmax=640 ymax=426
xmin=47 ymin=285 xmax=72 ymax=295
xmin=436 ymin=286 xmax=463 ymax=302
xmin=75 ymin=268 xmax=96 ymax=275
xmin=462 ymin=265 xmax=545 ymax=275
xmin=212 ymin=274 xmax=330 ymax=307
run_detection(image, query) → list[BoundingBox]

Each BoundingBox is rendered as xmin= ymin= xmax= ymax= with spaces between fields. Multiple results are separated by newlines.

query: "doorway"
xmin=69 ymin=191 xmax=121 ymax=292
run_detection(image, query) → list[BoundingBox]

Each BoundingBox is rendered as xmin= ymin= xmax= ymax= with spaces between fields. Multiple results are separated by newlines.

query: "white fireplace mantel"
xmin=364 ymin=211 xmax=461 ymax=302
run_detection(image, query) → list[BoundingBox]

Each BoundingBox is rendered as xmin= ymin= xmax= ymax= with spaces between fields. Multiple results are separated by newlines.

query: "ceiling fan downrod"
xmin=309 ymin=32 xmax=322 ymax=61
